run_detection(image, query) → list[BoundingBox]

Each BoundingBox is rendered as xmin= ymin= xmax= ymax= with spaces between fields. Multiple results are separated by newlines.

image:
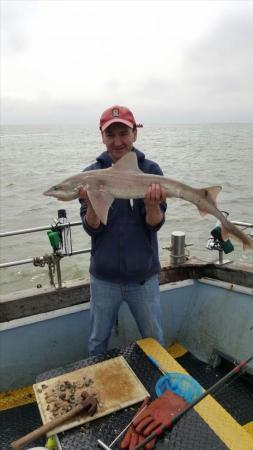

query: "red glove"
xmin=120 ymin=398 xmax=157 ymax=450
xmin=133 ymin=390 xmax=188 ymax=436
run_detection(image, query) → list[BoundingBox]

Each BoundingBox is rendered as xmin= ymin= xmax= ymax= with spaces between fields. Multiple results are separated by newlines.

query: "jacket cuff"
xmin=145 ymin=213 xmax=165 ymax=232
xmin=82 ymin=215 xmax=104 ymax=235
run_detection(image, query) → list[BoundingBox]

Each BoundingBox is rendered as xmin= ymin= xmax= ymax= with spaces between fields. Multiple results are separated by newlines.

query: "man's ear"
xmin=133 ymin=128 xmax=137 ymax=142
xmin=101 ymin=131 xmax=106 ymax=144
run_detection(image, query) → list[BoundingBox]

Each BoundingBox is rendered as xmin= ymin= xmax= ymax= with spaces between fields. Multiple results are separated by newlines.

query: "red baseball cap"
xmin=99 ymin=105 xmax=137 ymax=131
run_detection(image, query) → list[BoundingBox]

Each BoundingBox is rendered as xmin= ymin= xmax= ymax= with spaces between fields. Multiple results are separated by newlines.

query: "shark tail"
xmin=196 ymin=186 xmax=253 ymax=250
xmin=219 ymin=215 xmax=253 ymax=251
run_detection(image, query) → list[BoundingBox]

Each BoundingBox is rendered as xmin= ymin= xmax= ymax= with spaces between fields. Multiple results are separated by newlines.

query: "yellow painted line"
xmin=167 ymin=342 xmax=187 ymax=358
xmin=0 ymin=385 xmax=35 ymax=411
xmin=138 ymin=338 xmax=253 ymax=450
xmin=244 ymin=421 xmax=253 ymax=438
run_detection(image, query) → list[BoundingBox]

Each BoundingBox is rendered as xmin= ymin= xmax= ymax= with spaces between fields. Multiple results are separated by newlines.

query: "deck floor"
xmin=176 ymin=350 xmax=253 ymax=427
xmin=1 ymin=340 xmax=252 ymax=450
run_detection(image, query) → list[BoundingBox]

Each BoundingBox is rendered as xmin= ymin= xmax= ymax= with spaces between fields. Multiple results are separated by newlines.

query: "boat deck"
xmin=1 ymin=339 xmax=253 ymax=450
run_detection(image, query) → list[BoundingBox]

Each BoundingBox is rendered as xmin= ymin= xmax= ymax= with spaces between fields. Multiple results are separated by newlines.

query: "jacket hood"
xmin=96 ymin=147 xmax=145 ymax=168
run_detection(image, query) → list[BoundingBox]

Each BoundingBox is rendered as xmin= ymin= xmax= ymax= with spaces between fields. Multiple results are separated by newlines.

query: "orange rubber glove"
xmin=133 ymin=390 xmax=188 ymax=436
xmin=120 ymin=398 xmax=157 ymax=450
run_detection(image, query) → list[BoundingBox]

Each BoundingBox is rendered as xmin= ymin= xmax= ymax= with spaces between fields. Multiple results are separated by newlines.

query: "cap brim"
xmin=101 ymin=118 xmax=134 ymax=132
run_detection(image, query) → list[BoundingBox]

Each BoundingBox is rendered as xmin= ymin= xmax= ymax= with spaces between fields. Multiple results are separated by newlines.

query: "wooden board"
xmin=33 ymin=356 xmax=149 ymax=435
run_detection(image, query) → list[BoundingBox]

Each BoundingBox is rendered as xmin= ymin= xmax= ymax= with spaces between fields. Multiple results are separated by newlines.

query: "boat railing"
xmin=1 ymin=215 xmax=252 ymax=288
xmin=0 ymin=215 xmax=91 ymax=288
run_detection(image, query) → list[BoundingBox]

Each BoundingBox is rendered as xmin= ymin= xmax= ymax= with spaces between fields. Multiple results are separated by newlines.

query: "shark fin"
xmin=196 ymin=186 xmax=222 ymax=216
xmin=197 ymin=208 xmax=208 ymax=217
xmin=111 ymin=152 xmax=142 ymax=173
xmin=87 ymin=188 xmax=114 ymax=225
xmin=204 ymin=186 xmax=222 ymax=203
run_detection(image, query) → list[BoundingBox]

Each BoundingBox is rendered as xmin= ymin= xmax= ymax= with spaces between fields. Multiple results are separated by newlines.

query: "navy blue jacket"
xmin=79 ymin=148 xmax=167 ymax=283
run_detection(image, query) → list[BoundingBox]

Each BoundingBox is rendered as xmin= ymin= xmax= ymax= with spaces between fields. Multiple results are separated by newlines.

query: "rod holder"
xmin=170 ymin=231 xmax=187 ymax=265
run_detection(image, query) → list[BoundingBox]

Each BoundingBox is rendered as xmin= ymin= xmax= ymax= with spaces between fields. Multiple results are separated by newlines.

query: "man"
xmin=79 ymin=105 xmax=167 ymax=356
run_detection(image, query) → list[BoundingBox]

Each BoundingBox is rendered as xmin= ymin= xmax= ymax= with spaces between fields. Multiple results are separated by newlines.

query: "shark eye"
xmin=53 ymin=185 xmax=59 ymax=191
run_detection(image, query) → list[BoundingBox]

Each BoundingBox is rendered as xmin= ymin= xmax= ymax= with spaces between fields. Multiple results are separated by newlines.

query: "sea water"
xmin=1 ymin=123 xmax=252 ymax=294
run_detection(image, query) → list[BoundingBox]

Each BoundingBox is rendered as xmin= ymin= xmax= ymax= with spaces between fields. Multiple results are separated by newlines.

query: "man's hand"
xmin=145 ymin=184 xmax=166 ymax=207
xmin=79 ymin=187 xmax=101 ymax=229
xmin=79 ymin=186 xmax=90 ymax=202
xmin=144 ymin=184 xmax=166 ymax=227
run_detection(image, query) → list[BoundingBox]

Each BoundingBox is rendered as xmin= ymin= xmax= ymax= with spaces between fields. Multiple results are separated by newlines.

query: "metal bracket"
xmin=33 ymin=251 xmax=63 ymax=288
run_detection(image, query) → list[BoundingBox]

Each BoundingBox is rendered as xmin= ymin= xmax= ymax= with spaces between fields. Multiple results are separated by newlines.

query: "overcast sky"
xmin=1 ymin=0 xmax=253 ymax=124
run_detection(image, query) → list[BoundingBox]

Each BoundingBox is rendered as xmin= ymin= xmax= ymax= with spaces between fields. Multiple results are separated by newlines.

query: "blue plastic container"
xmin=155 ymin=372 xmax=203 ymax=404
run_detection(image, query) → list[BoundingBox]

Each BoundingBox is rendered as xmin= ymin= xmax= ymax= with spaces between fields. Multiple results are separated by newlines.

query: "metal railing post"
xmin=55 ymin=257 xmax=62 ymax=288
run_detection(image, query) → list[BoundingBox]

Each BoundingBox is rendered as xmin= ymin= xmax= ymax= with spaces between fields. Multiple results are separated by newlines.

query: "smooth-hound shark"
xmin=44 ymin=152 xmax=253 ymax=250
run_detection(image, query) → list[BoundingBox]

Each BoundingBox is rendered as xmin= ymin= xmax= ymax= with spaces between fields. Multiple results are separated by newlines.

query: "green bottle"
xmin=47 ymin=230 xmax=61 ymax=251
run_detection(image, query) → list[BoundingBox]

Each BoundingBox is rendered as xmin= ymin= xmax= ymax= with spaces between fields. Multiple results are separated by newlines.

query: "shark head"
xmin=43 ymin=181 xmax=80 ymax=201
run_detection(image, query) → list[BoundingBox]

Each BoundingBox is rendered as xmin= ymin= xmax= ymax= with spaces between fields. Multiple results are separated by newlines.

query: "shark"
xmin=44 ymin=151 xmax=253 ymax=250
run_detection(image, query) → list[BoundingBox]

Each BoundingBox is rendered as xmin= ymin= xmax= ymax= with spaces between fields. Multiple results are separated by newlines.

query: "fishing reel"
xmin=206 ymin=211 xmax=234 ymax=265
xmin=207 ymin=211 xmax=234 ymax=255
xmin=48 ymin=209 xmax=72 ymax=255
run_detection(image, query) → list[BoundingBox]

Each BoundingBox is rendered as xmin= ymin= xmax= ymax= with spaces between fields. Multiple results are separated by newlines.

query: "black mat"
xmin=35 ymin=343 xmax=229 ymax=450
xmin=3 ymin=344 xmax=242 ymax=449
xmin=177 ymin=351 xmax=253 ymax=425
xmin=0 ymin=402 xmax=45 ymax=450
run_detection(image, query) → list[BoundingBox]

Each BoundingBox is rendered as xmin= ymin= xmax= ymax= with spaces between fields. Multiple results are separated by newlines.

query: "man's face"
xmin=102 ymin=123 xmax=137 ymax=162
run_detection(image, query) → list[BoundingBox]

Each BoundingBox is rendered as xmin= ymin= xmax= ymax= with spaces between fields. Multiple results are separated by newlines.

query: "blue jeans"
xmin=88 ymin=274 xmax=164 ymax=356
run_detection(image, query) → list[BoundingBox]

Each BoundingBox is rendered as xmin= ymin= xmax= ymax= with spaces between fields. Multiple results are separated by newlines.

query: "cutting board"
xmin=33 ymin=356 xmax=149 ymax=435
